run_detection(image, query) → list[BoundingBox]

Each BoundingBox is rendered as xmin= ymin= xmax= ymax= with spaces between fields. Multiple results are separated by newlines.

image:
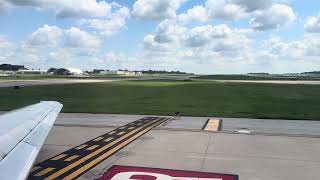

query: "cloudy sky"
xmin=0 ymin=0 xmax=320 ymax=74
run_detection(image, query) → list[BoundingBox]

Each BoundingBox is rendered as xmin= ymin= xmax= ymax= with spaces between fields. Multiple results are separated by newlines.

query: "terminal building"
xmin=17 ymin=69 xmax=47 ymax=75
xmin=99 ymin=70 xmax=142 ymax=76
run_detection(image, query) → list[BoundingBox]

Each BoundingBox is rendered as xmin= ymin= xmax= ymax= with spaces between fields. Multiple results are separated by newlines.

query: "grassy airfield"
xmin=0 ymin=80 xmax=319 ymax=120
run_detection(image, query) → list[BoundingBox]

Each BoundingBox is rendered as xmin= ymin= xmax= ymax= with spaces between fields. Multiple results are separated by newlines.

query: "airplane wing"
xmin=0 ymin=101 xmax=63 ymax=180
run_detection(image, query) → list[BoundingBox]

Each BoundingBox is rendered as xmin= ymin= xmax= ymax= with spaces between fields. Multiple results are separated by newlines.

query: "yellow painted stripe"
xmin=34 ymin=167 xmax=55 ymax=177
xmin=63 ymin=119 xmax=166 ymax=180
xmin=86 ymin=145 xmax=100 ymax=151
xmin=65 ymin=155 xmax=79 ymax=162
xmin=117 ymin=131 xmax=125 ymax=135
xmin=108 ymin=131 xmax=116 ymax=135
xmin=204 ymin=119 xmax=221 ymax=132
xmin=45 ymin=118 xmax=164 ymax=180
xmin=128 ymin=127 xmax=135 ymax=130
xmin=75 ymin=144 xmax=88 ymax=150
xmin=104 ymin=137 xmax=114 ymax=142
xmin=93 ymin=137 xmax=104 ymax=141
xmin=51 ymin=154 xmax=67 ymax=160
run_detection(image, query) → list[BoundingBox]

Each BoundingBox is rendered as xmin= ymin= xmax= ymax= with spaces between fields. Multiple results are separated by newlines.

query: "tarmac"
xmin=213 ymin=80 xmax=320 ymax=85
xmin=0 ymin=79 xmax=116 ymax=88
xmin=29 ymin=113 xmax=320 ymax=180
xmin=1 ymin=79 xmax=320 ymax=88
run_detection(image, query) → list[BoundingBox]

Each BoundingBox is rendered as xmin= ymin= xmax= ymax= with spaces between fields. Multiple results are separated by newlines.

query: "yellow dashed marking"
xmin=75 ymin=144 xmax=88 ymax=150
xmin=34 ymin=167 xmax=55 ymax=176
xmin=63 ymin=119 xmax=166 ymax=180
xmin=86 ymin=145 xmax=100 ymax=151
xmin=65 ymin=155 xmax=79 ymax=162
xmin=104 ymin=137 xmax=114 ymax=142
xmin=117 ymin=131 xmax=125 ymax=135
xmin=204 ymin=119 xmax=221 ymax=132
xmin=30 ymin=117 xmax=168 ymax=180
xmin=45 ymin=119 xmax=160 ymax=180
xmin=93 ymin=137 xmax=104 ymax=141
xmin=51 ymin=154 xmax=67 ymax=160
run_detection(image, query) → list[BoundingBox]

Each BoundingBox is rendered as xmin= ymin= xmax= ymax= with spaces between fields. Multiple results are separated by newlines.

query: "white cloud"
xmin=178 ymin=6 xmax=208 ymax=23
xmin=153 ymin=20 xmax=186 ymax=43
xmin=0 ymin=0 xmax=318 ymax=74
xmin=143 ymin=35 xmax=173 ymax=52
xmin=206 ymin=0 xmax=247 ymax=21
xmin=177 ymin=0 xmax=292 ymax=26
xmin=140 ymin=18 xmax=320 ymax=74
xmin=184 ymin=25 xmax=213 ymax=47
xmin=3 ymin=1 xmax=131 ymax=38
xmin=261 ymin=34 xmax=320 ymax=58
xmin=28 ymin=25 xmax=63 ymax=46
xmin=132 ymin=0 xmax=186 ymax=20
xmin=143 ymin=20 xmax=187 ymax=56
xmin=64 ymin=27 xmax=100 ymax=48
xmin=304 ymin=16 xmax=320 ymax=33
xmin=4 ymin=0 xmax=115 ymax=18
xmin=180 ymin=23 xmax=248 ymax=53
xmin=143 ymin=21 xmax=251 ymax=65
xmin=231 ymin=0 xmax=272 ymax=12
xmin=183 ymin=25 xmax=235 ymax=48
xmin=0 ymin=1 xmax=11 ymax=13
xmin=303 ymin=34 xmax=320 ymax=56
xmin=250 ymin=4 xmax=295 ymax=31
xmin=55 ymin=0 xmax=113 ymax=18
xmin=28 ymin=25 xmax=100 ymax=49
xmin=79 ymin=6 xmax=130 ymax=37
xmin=0 ymin=36 xmax=12 ymax=48
xmin=178 ymin=0 xmax=273 ymax=23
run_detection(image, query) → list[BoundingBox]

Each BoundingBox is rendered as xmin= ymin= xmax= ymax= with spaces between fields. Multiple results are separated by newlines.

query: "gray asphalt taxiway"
xmin=0 ymin=79 xmax=116 ymax=88
xmin=29 ymin=113 xmax=320 ymax=180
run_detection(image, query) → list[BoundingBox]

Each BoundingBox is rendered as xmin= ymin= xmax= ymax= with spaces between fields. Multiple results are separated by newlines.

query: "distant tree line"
xmin=301 ymin=71 xmax=320 ymax=75
xmin=0 ymin=64 xmax=26 ymax=71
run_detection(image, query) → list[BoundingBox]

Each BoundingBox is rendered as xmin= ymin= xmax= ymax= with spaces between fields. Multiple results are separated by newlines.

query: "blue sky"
xmin=1 ymin=0 xmax=320 ymax=74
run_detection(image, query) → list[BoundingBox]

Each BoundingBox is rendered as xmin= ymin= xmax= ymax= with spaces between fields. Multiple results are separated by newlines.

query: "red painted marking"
xmin=100 ymin=165 xmax=238 ymax=180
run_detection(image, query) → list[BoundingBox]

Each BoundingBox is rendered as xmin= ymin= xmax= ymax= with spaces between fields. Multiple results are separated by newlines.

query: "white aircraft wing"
xmin=0 ymin=101 xmax=63 ymax=180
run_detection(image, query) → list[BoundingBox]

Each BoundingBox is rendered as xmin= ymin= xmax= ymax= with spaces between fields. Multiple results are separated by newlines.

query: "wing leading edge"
xmin=0 ymin=101 xmax=63 ymax=180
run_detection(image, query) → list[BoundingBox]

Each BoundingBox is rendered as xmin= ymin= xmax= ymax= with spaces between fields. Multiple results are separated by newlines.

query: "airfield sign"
xmin=100 ymin=165 xmax=238 ymax=180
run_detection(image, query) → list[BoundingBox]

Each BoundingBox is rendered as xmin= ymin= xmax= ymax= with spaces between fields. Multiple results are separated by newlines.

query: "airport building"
xmin=66 ymin=68 xmax=84 ymax=75
xmin=99 ymin=70 xmax=142 ymax=76
xmin=17 ymin=69 xmax=48 ymax=75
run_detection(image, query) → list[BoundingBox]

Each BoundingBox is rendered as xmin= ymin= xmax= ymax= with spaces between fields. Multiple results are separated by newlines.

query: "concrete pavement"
xmin=54 ymin=113 xmax=320 ymax=136
xmin=0 ymin=79 xmax=116 ymax=88
xmin=31 ymin=113 xmax=320 ymax=180
xmin=212 ymin=80 xmax=320 ymax=85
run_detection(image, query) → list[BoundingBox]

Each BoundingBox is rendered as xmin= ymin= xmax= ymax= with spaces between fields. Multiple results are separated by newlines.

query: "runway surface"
xmin=24 ymin=113 xmax=320 ymax=180
xmin=0 ymin=79 xmax=116 ymax=88
xmin=213 ymin=80 xmax=320 ymax=85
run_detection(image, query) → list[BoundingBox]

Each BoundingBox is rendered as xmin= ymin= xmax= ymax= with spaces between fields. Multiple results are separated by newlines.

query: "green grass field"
xmin=195 ymin=74 xmax=320 ymax=80
xmin=0 ymin=80 xmax=319 ymax=120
